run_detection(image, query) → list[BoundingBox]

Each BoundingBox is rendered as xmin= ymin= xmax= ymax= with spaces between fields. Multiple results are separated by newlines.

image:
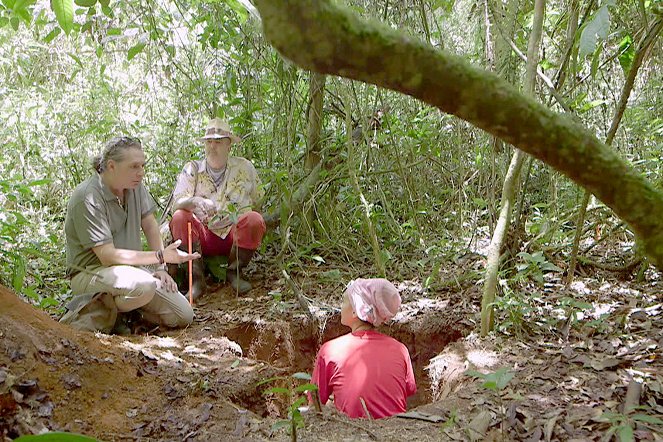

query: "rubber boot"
xmin=191 ymin=257 xmax=206 ymax=300
xmin=111 ymin=312 xmax=132 ymax=336
xmin=176 ymin=241 xmax=206 ymax=300
xmin=227 ymin=246 xmax=255 ymax=294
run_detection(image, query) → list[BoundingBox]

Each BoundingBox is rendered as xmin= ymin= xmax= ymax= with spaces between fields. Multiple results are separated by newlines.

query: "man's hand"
xmin=192 ymin=197 xmax=216 ymax=223
xmin=153 ymin=269 xmax=178 ymax=293
xmin=163 ymin=240 xmax=201 ymax=264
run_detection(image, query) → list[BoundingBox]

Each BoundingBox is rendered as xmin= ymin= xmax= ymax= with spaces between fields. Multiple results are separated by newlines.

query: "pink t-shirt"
xmin=312 ymin=330 xmax=416 ymax=419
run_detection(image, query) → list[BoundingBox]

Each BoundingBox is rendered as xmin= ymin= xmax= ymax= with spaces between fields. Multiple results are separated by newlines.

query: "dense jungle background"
xmin=1 ymin=0 xmax=662 ymax=441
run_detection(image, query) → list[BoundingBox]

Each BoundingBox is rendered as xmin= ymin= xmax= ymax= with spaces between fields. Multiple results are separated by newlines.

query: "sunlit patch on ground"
xmin=395 ymin=297 xmax=450 ymax=322
xmin=426 ymin=341 xmax=500 ymax=401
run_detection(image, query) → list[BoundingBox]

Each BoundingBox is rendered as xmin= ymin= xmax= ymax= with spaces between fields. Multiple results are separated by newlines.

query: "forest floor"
xmin=1 ymin=246 xmax=662 ymax=441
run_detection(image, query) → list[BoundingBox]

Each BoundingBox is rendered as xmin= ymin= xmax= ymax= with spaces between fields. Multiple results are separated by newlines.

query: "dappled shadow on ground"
xmin=1 ymin=254 xmax=662 ymax=441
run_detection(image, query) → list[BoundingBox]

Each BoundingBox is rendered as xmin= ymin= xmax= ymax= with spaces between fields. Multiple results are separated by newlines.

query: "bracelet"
xmin=155 ymin=249 xmax=165 ymax=265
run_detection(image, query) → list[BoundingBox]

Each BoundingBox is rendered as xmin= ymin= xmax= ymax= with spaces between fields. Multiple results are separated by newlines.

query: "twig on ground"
xmin=323 ymin=414 xmax=379 ymax=440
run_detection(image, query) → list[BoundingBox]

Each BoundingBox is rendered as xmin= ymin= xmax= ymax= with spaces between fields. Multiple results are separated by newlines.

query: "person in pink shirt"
xmin=311 ymin=278 xmax=416 ymax=419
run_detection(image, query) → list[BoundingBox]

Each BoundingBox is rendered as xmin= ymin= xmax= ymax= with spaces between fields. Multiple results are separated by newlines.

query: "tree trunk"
xmin=303 ymin=72 xmax=327 ymax=234
xmin=566 ymin=18 xmax=663 ymax=284
xmin=481 ymin=0 xmax=546 ymax=336
xmin=304 ymin=72 xmax=327 ymax=171
xmin=251 ymin=0 xmax=663 ymax=271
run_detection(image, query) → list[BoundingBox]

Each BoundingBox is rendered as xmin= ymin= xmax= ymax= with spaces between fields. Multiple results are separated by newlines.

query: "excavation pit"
xmin=219 ymin=302 xmax=466 ymax=417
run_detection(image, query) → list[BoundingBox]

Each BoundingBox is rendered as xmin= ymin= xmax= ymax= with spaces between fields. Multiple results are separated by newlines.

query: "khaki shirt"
xmin=65 ymin=174 xmax=156 ymax=276
xmin=170 ymin=157 xmax=263 ymax=239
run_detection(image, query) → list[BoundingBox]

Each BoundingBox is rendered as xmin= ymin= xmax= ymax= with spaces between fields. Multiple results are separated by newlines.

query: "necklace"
xmin=116 ymin=196 xmax=124 ymax=209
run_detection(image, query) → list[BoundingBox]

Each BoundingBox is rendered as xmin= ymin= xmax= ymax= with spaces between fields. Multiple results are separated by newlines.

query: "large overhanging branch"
xmin=252 ymin=0 xmax=663 ymax=269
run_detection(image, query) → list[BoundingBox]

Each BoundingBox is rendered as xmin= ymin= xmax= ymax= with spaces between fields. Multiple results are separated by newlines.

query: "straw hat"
xmin=200 ymin=118 xmax=241 ymax=144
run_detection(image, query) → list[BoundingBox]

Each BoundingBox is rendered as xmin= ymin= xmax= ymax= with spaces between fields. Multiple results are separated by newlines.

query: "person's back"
xmin=313 ymin=329 xmax=416 ymax=419
xmin=311 ymin=278 xmax=416 ymax=419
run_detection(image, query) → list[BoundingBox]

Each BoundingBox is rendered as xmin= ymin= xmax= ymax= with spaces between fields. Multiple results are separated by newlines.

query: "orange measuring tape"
xmin=187 ymin=221 xmax=193 ymax=305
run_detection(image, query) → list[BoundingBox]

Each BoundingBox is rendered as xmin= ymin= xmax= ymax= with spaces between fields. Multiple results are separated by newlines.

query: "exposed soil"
xmin=1 ymin=254 xmax=662 ymax=441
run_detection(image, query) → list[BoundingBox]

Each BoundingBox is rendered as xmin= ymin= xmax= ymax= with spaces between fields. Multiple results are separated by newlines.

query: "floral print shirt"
xmin=170 ymin=157 xmax=263 ymax=239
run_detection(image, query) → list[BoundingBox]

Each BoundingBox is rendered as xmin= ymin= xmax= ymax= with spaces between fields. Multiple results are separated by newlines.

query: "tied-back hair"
xmin=92 ymin=136 xmax=142 ymax=173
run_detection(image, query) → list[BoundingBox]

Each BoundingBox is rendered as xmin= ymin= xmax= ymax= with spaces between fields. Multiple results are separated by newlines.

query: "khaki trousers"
xmin=61 ymin=265 xmax=194 ymax=333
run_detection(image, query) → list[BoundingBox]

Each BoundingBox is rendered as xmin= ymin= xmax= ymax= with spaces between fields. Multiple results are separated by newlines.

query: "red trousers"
xmin=170 ymin=210 xmax=266 ymax=256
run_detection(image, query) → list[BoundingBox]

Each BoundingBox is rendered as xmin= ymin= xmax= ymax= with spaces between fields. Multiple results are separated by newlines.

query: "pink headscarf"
xmin=345 ymin=278 xmax=401 ymax=326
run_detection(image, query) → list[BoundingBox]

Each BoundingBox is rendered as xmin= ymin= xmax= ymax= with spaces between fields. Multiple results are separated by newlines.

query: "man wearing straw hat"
xmin=166 ymin=118 xmax=266 ymax=297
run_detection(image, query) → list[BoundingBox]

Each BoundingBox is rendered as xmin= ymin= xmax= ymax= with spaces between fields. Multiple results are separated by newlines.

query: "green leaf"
xmin=466 ymin=367 xmax=515 ymax=391
xmin=590 ymin=44 xmax=602 ymax=79
xmin=10 ymin=16 xmax=19 ymax=30
xmin=106 ymin=27 xmax=120 ymax=35
xmin=291 ymin=396 xmax=307 ymax=409
xmin=67 ymin=52 xmax=83 ymax=68
xmin=617 ymin=424 xmax=634 ymax=442
xmin=11 ymin=255 xmax=25 ymax=294
xmin=225 ymin=0 xmax=249 ymax=22
xmin=579 ymin=5 xmax=610 ymax=59
xmin=264 ymin=387 xmax=290 ymax=396
xmin=291 ymin=372 xmax=312 ymax=381
xmin=541 ymin=262 xmax=563 ymax=272
xmin=294 ymin=383 xmax=317 ymax=393
xmin=618 ymin=35 xmax=634 ymax=75
xmin=15 ymin=9 xmax=31 ymax=22
xmin=27 ymin=179 xmax=51 ymax=187
xmin=271 ymin=420 xmax=290 ymax=432
xmin=127 ymin=42 xmax=146 ymax=61
xmin=256 ymin=375 xmax=285 ymax=386
xmin=14 ymin=0 xmax=36 ymax=12
xmin=74 ymin=0 xmax=95 ymax=6
xmin=631 ymin=413 xmax=663 ymax=424
xmin=97 ymin=0 xmax=108 ymax=6
xmin=43 ymin=27 xmax=61 ymax=42
xmin=432 ymin=0 xmax=455 ymax=13
xmin=579 ymin=99 xmax=608 ymax=113
xmin=50 ymin=0 xmax=74 ymax=34
xmin=0 ymin=17 xmax=8 ymax=28
xmin=15 ymin=433 xmax=98 ymax=441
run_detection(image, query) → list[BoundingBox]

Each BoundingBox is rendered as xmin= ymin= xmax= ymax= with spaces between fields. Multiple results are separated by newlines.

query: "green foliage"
xmin=259 ymin=372 xmax=317 ymax=440
xmin=558 ymin=296 xmax=594 ymax=325
xmin=515 ymin=251 xmax=563 ymax=284
xmin=50 ymin=0 xmax=74 ymax=34
xmin=579 ymin=0 xmax=614 ymax=59
xmin=618 ymin=35 xmax=635 ymax=74
xmin=492 ymin=283 xmax=536 ymax=337
xmin=127 ymin=42 xmax=146 ymax=61
xmin=596 ymin=408 xmax=663 ymax=442
xmin=465 ymin=367 xmax=515 ymax=392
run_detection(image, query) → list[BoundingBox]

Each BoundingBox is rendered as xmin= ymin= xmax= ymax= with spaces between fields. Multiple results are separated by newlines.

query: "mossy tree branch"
xmin=252 ymin=0 xmax=663 ymax=270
